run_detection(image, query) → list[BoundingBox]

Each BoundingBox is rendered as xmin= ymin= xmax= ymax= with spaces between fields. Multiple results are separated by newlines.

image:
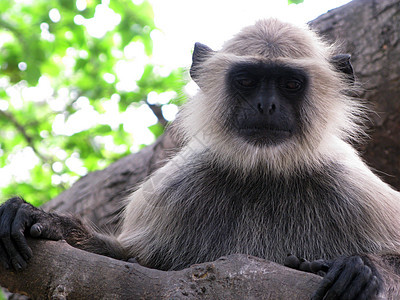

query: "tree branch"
xmin=0 ymin=110 xmax=49 ymax=163
xmin=146 ymin=101 xmax=168 ymax=127
xmin=0 ymin=239 xmax=321 ymax=299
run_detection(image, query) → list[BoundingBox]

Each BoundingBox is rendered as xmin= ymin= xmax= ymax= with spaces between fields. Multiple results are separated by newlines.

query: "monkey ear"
xmin=190 ymin=42 xmax=215 ymax=87
xmin=331 ymin=54 xmax=355 ymax=84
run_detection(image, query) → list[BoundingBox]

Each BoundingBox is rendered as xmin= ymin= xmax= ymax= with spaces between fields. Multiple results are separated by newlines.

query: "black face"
xmin=226 ymin=62 xmax=308 ymax=146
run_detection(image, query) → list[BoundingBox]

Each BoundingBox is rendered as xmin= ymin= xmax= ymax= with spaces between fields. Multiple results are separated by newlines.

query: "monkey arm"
xmin=0 ymin=197 xmax=128 ymax=270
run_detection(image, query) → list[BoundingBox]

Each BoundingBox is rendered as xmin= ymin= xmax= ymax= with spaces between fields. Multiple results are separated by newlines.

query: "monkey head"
xmin=182 ymin=19 xmax=362 ymax=173
xmin=181 ymin=19 xmax=363 ymax=171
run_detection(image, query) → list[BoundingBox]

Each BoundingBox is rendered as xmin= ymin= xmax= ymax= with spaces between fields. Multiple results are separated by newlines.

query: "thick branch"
xmin=0 ymin=239 xmax=321 ymax=299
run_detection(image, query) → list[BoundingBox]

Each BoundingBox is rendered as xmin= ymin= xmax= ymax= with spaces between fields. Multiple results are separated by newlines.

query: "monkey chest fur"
xmin=138 ymin=153 xmax=382 ymax=271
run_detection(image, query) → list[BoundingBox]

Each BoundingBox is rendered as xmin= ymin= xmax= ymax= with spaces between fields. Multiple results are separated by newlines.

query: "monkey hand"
xmin=284 ymin=254 xmax=327 ymax=274
xmin=285 ymin=254 xmax=382 ymax=298
xmin=311 ymin=255 xmax=382 ymax=300
xmin=0 ymin=197 xmax=65 ymax=271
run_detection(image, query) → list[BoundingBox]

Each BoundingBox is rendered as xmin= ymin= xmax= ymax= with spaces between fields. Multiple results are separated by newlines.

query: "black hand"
xmin=0 ymin=197 xmax=36 ymax=270
xmin=0 ymin=197 xmax=64 ymax=271
xmin=311 ymin=255 xmax=382 ymax=300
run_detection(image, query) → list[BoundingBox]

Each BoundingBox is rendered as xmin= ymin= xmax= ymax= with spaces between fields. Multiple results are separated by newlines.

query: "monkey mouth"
xmin=238 ymin=127 xmax=292 ymax=145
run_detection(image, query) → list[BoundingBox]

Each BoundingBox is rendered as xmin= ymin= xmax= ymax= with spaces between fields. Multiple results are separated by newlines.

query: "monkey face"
xmin=226 ymin=62 xmax=308 ymax=146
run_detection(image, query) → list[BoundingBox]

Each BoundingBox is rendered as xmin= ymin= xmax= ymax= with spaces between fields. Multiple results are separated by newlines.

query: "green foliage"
xmin=0 ymin=0 xmax=186 ymax=206
xmin=288 ymin=0 xmax=304 ymax=4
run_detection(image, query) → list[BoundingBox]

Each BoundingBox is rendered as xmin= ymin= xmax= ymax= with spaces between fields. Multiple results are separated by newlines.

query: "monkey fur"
xmin=2 ymin=19 xmax=400 ymax=298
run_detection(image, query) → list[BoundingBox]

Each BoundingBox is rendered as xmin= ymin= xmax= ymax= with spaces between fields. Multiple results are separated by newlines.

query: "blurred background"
xmin=0 ymin=0 xmax=351 ymax=206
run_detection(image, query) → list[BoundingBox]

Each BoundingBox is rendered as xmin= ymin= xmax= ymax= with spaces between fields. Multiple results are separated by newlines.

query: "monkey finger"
xmin=299 ymin=259 xmax=311 ymax=272
xmin=284 ymin=254 xmax=300 ymax=269
xmin=30 ymin=222 xmax=59 ymax=239
xmin=311 ymin=260 xmax=343 ymax=300
xmin=0 ymin=243 xmax=11 ymax=270
xmin=29 ymin=215 xmax=64 ymax=240
xmin=310 ymin=259 xmax=330 ymax=273
xmin=0 ymin=208 xmax=10 ymax=269
xmin=0 ymin=237 xmax=27 ymax=271
xmin=30 ymin=223 xmax=43 ymax=238
xmin=316 ymin=270 xmax=327 ymax=277
xmin=10 ymin=228 xmax=32 ymax=262
xmin=11 ymin=203 xmax=35 ymax=260
xmin=0 ymin=201 xmax=28 ymax=270
xmin=322 ymin=258 xmax=363 ymax=299
xmin=349 ymin=265 xmax=374 ymax=299
xmin=1 ymin=213 xmax=27 ymax=270
xmin=355 ymin=275 xmax=381 ymax=300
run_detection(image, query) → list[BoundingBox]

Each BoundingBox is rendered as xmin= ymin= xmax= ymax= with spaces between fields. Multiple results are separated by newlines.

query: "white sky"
xmin=149 ymin=0 xmax=352 ymax=69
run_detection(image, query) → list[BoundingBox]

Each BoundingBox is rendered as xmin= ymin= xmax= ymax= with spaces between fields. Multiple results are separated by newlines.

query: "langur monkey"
xmin=2 ymin=19 xmax=400 ymax=299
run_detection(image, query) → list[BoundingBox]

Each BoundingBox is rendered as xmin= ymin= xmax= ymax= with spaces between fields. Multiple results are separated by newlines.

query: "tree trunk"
xmin=310 ymin=0 xmax=400 ymax=190
xmin=2 ymin=0 xmax=400 ymax=298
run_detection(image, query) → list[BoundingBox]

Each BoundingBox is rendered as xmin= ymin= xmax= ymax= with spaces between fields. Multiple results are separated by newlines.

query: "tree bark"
xmin=310 ymin=0 xmax=400 ymax=190
xmin=0 ymin=240 xmax=322 ymax=299
xmin=2 ymin=0 xmax=400 ymax=298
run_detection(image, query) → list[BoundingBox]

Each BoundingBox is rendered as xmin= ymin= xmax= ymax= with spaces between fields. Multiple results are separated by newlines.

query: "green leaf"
xmin=288 ymin=0 xmax=304 ymax=4
xmin=0 ymin=0 xmax=187 ymax=207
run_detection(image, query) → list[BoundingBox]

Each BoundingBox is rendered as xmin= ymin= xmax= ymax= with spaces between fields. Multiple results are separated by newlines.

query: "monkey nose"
xmin=257 ymin=102 xmax=276 ymax=115
xmin=257 ymin=103 xmax=264 ymax=113
xmin=268 ymin=103 xmax=276 ymax=115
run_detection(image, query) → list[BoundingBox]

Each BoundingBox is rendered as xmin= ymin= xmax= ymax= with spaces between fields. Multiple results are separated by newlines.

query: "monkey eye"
xmin=235 ymin=78 xmax=257 ymax=88
xmin=281 ymin=79 xmax=303 ymax=92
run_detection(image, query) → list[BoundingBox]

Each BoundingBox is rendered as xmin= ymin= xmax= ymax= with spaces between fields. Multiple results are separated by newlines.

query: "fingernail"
xmin=15 ymin=263 xmax=22 ymax=271
xmin=23 ymin=253 xmax=31 ymax=261
xmin=30 ymin=224 xmax=42 ymax=237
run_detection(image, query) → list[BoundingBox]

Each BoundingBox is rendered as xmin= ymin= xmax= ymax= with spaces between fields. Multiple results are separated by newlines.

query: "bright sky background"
xmin=148 ymin=0 xmax=352 ymax=70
